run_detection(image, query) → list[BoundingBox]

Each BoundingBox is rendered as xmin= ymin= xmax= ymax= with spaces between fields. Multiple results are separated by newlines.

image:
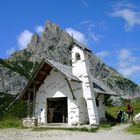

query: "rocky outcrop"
xmin=133 ymin=113 xmax=140 ymax=123
xmin=22 ymin=118 xmax=38 ymax=128
xmin=26 ymin=21 xmax=72 ymax=64
xmin=0 ymin=64 xmax=27 ymax=95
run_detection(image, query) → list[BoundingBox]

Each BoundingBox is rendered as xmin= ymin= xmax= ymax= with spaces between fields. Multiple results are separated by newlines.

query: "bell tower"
xmin=71 ymin=42 xmax=99 ymax=125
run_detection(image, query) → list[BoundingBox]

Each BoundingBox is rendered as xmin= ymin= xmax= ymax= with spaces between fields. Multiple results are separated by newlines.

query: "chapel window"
xmin=75 ymin=53 xmax=81 ymax=61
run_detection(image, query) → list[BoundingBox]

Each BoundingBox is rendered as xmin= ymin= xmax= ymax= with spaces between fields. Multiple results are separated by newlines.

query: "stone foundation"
xmin=22 ymin=117 xmax=38 ymax=128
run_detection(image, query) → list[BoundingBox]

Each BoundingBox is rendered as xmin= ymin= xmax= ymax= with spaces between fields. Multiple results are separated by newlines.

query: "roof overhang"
xmin=18 ymin=59 xmax=52 ymax=100
xmin=92 ymin=79 xmax=118 ymax=96
xmin=18 ymin=59 xmax=80 ymax=100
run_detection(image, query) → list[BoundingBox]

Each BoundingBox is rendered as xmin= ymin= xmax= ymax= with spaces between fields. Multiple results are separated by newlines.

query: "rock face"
xmin=0 ymin=21 xmax=140 ymax=100
xmin=86 ymin=51 xmax=140 ymax=99
xmin=26 ymin=21 xmax=72 ymax=65
xmin=0 ymin=64 xmax=27 ymax=95
xmin=133 ymin=113 xmax=140 ymax=123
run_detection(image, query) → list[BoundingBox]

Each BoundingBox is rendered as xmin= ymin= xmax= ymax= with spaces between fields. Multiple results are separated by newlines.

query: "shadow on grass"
xmin=105 ymin=112 xmax=118 ymax=127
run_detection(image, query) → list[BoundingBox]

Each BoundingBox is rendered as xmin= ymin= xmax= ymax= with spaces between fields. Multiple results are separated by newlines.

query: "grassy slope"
xmin=0 ymin=92 xmax=15 ymax=118
xmin=127 ymin=98 xmax=140 ymax=134
xmin=106 ymin=97 xmax=140 ymax=134
xmin=106 ymin=98 xmax=140 ymax=118
xmin=0 ymin=92 xmax=27 ymax=128
xmin=0 ymin=50 xmax=34 ymax=79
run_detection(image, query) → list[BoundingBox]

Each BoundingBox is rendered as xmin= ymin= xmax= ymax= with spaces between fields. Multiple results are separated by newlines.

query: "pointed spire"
xmin=31 ymin=32 xmax=40 ymax=44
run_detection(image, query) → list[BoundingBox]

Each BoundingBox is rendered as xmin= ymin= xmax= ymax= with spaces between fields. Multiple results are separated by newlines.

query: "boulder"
xmin=133 ymin=113 xmax=140 ymax=123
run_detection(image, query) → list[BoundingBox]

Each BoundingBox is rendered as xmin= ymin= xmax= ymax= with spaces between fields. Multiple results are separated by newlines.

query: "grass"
xmin=32 ymin=121 xmax=113 ymax=132
xmin=0 ymin=92 xmax=27 ymax=129
xmin=99 ymin=122 xmax=112 ymax=129
xmin=106 ymin=97 xmax=140 ymax=119
xmin=106 ymin=97 xmax=140 ymax=134
xmin=127 ymin=123 xmax=140 ymax=134
xmin=0 ymin=116 xmax=22 ymax=128
xmin=32 ymin=126 xmax=98 ymax=132
xmin=126 ymin=98 xmax=140 ymax=134
xmin=106 ymin=106 xmax=125 ymax=119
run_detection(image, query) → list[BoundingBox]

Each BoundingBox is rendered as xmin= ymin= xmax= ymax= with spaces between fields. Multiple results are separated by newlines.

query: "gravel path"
xmin=0 ymin=124 xmax=139 ymax=140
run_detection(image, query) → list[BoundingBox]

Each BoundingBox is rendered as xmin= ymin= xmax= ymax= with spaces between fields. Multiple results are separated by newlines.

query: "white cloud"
xmin=80 ymin=21 xmax=95 ymax=32
xmin=119 ymin=65 xmax=140 ymax=77
xmin=17 ymin=30 xmax=33 ymax=50
xmin=80 ymin=20 xmax=104 ymax=42
xmin=96 ymin=51 xmax=110 ymax=59
xmin=110 ymin=3 xmax=140 ymax=31
xmin=36 ymin=25 xmax=44 ymax=34
xmin=66 ymin=28 xmax=87 ymax=45
xmin=117 ymin=49 xmax=140 ymax=77
xmin=119 ymin=48 xmax=131 ymax=60
xmin=118 ymin=49 xmax=136 ymax=68
xmin=80 ymin=20 xmax=92 ymax=25
xmin=90 ymin=33 xmax=101 ymax=42
xmin=6 ymin=47 xmax=15 ymax=56
xmin=81 ymin=0 xmax=89 ymax=7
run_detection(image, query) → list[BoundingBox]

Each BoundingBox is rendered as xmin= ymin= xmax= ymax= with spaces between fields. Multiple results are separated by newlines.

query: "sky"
xmin=0 ymin=0 xmax=140 ymax=85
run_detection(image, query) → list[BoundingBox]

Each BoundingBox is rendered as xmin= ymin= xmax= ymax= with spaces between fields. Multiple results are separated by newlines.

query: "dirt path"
xmin=0 ymin=124 xmax=139 ymax=140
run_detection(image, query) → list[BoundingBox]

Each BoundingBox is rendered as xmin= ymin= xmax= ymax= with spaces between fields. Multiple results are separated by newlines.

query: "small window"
xmin=75 ymin=53 xmax=81 ymax=61
xmin=96 ymin=99 xmax=99 ymax=107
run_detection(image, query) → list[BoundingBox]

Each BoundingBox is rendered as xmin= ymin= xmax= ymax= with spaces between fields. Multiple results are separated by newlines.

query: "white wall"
xmin=35 ymin=69 xmax=86 ymax=125
xmin=95 ymin=93 xmax=105 ymax=121
xmin=78 ymin=97 xmax=89 ymax=124
xmin=72 ymin=45 xmax=99 ymax=125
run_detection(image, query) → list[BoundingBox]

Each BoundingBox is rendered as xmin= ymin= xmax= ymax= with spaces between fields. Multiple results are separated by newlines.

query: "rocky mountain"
xmin=0 ymin=21 xmax=140 ymax=101
xmin=26 ymin=21 xmax=72 ymax=64
xmin=0 ymin=55 xmax=38 ymax=95
xmin=0 ymin=63 xmax=27 ymax=95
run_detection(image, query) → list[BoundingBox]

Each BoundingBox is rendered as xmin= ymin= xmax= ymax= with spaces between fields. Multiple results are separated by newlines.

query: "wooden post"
xmin=96 ymin=93 xmax=101 ymax=100
xmin=27 ymin=91 xmax=31 ymax=118
xmin=103 ymin=95 xmax=110 ymax=105
xmin=32 ymin=84 xmax=36 ymax=118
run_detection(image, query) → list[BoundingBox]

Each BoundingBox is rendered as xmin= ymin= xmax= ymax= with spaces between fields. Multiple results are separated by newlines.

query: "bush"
xmin=0 ymin=116 xmax=22 ymax=128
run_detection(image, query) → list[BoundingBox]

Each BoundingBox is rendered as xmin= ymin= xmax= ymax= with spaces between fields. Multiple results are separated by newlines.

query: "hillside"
xmin=0 ymin=59 xmax=27 ymax=95
xmin=0 ymin=21 xmax=140 ymax=101
xmin=0 ymin=92 xmax=27 ymax=119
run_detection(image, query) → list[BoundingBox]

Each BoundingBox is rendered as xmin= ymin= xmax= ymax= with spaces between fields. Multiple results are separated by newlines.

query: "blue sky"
xmin=0 ymin=0 xmax=140 ymax=85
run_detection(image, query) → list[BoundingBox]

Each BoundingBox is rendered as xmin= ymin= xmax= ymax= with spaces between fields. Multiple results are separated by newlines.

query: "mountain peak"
xmin=42 ymin=21 xmax=62 ymax=42
xmin=31 ymin=32 xmax=40 ymax=44
xmin=44 ymin=20 xmax=60 ymax=29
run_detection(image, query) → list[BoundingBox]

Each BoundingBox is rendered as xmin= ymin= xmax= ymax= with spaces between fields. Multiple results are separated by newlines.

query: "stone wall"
xmin=22 ymin=118 xmax=38 ymax=128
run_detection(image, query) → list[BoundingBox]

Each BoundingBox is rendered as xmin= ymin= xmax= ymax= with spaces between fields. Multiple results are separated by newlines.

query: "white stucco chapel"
xmin=20 ymin=40 xmax=117 ymax=126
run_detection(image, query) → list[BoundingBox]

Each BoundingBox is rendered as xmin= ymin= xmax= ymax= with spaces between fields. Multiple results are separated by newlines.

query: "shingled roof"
xmin=19 ymin=58 xmax=118 ymax=100
xmin=45 ymin=59 xmax=79 ymax=81
xmin=92 ymin=78 xmax=118 ymax=96
xmin=19 ymin=59 xmax=80 ymax=99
